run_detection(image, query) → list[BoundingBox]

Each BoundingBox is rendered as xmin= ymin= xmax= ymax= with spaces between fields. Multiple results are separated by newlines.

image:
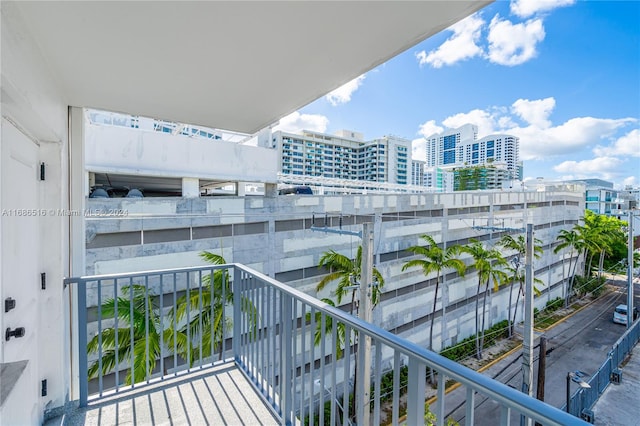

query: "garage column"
xmin=182 ymin=177 xmax=200 ymax=198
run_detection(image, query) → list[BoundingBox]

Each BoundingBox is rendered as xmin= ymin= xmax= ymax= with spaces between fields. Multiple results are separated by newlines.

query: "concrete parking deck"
xmin=48 ymin=362 xmax=279 ymax=425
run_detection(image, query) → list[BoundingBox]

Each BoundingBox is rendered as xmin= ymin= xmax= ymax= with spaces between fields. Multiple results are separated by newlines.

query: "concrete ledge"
xmin=0 ymin=360 xmax=28 ymax=407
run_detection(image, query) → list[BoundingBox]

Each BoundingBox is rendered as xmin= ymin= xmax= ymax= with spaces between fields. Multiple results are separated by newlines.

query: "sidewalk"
xmin=591 ymin=348 xmax=640 ymax=426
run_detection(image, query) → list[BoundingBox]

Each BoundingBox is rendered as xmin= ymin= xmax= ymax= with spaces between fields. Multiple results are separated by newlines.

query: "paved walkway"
xmin=592 ymin=348 xmax=640 ymax=426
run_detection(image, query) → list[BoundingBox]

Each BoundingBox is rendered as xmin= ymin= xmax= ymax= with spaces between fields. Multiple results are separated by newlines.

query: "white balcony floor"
xmin=56 ymin=362 xmax=278 ymax=425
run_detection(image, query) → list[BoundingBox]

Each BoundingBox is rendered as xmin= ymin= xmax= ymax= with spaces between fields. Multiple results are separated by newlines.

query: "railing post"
xmin=406 ymin=358 xmax=426 ymax=426
xmin=233 ymin=267 xmax=242 ymax=363
xmin=280 ymin=292 xmax=294 ymax=425
xmin=77 ymin=280 xmax=88 ymax=407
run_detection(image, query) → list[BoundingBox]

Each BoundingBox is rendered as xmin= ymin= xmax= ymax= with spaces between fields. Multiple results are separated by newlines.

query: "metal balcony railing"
xmin=65 ymin=264 xmax=587 ymax=426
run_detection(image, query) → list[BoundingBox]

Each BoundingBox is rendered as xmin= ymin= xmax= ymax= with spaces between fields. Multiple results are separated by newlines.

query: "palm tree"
xmin=168 ymin=251 xmax=257 ymax=366
xmin=402 ymin=235 xmax=465 ymax=382
xmin=499 ymin=234 xmax=542 ymax=337
xmin=554 ymin=228 xmax=583 ymax=307
xmin=315 ymin=246 xmax=385 ymax=421
xmin=503 ymin=265 xmax=543 ymax=331
xmin=87 ymin=284 xmax=172 ymax=385
xmin=316 ymin=246 xmax=385 ymax=315
xmin=460 ymin=239 xmax=507 ymax=359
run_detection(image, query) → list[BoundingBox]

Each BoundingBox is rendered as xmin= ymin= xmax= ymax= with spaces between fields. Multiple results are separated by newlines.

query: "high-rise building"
xmin=424 ymin=124 xmax=522 ymax=189
xmin=272 ymin=129 xmax=413 ymax=184
xmin=425 ymin=124 xmax=478 ymax=167
xmin=411 ymin=159 xmax=426 ymax=186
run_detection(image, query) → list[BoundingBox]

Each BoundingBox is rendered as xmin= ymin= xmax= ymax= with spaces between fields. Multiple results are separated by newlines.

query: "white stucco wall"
xmin=1 ymin=3 xmax=70 ymax=424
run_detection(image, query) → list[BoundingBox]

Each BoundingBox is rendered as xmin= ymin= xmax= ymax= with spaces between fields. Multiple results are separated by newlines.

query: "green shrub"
xmin=573 ymin=275 xmax=606 ymax=298
xmin=440 ymin=320 xmax=509 ymax=361
xmin=545 ymin=297 xmax=564 ymax=312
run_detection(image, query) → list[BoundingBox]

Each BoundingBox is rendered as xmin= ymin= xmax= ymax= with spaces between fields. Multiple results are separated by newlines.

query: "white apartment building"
xmin=411 ymin=159 xmax=426 ymax=186
xmin=273 ymin=130 xmax=413 ymax=185
xmin=425 ymin=124 xmax=522 ymax=188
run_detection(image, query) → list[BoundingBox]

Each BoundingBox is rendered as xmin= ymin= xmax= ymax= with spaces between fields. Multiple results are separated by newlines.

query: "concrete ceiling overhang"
xmin=11 ymin=1 xmax=491 ymax=134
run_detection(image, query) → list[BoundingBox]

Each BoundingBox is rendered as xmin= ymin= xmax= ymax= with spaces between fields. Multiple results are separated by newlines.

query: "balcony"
xmin=63 ymin=264 xmax=586 ymax=426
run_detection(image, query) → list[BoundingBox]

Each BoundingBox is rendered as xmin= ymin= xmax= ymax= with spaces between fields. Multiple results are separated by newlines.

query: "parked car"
xmin=278 ymin=186 xmax=313 ymax=195
xmin=613 ymin=304 xmax=639 ymax=325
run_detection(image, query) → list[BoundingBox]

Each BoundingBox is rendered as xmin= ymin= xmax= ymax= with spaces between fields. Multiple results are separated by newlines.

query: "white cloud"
xmin=511 ymin=0 xmax=576 ymax=19
xmin=412 ymin=138 xmax=426 ymax=161
xmin=418 ymin=120 xmax=444 ymax=138
xmin=487 ymin=16 xmax=545 ymax=66
xmin=593 ymin=129 xmax=640 ymax=158
xmin=416 ymin=97 xmax=636 ymax=161
xmin=511 ymin=97 xmax=555 ymax=128
xmin=325 ymin=74 xmax=366 ymax=106
xmin=553 ymin=156 xmax=624 ymax=181
xmin=514 ymin=117 xmax=635 ymax=160
xmin=416 ymin=13 xmax=484 ymax=68
xmin=442 ymin=109 xmax=498 ymax=137
xmin=623 ymin=176 xmax=638 ymax=187
xmin=272 ymin=111 xmax=329 ymax=134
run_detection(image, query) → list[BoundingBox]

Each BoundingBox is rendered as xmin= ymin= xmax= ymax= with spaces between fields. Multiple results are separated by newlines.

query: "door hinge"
xmin=40 ymin=162 xmax=45 ymax=181
xmin=41 ymin=272 xmax=46 ymax=290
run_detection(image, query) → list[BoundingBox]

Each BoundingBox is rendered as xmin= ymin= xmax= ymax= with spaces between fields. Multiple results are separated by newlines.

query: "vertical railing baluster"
xmin=159 ymin=274 xmax=164 ymax=378
xmin=129 ymin=277 xmax=134 ymax=388
xmin=97 ymin=280 xmax=103 ymax=397
xmin=436 ymin=371 xmax=445 ymax=426
xmin=173 ymin=272 xmax=177 ymax=375
xmin=262 ymin=280 xmax=267 ymax=393
xmin=210 ymin=269 xmax=215 ymax=364
xmin=114 ymin=279 xmax=119 ymax=390
xmin=500 ymin=405 xmax=511 ymax=426
xmin=198 ymin=270 xmax=203 ymax=368
xmin=466 ymin=387 xmax=476 ymax=425
xmin=300 ymin=303 xmax=306 ymax=424
xmin=407 ymin=357 xmax=426 ymax=426
xmin=266 ymin=283 xmax=272 ymax=403
xmin=308 ymin=306 xmax=316 ymax=426
xmin=373 ymin=340 xmax=381 ymax=426
xmin=186 ymin=271 xmax=191 ymax=371
xmin=319 ymin=313 xmax=326 ymax=426
xmin=233 ymin=267 xmax=242 ymax=365
xmin=221 ymin=268 xmax=226 ymax=362
xmin=330 ymin=318 xmax=337 ymax=426
xmin=392 ymin=352 xmax=400 ymax=426
xmin=343 ymin=324 xmax=351 ymax=426
xmin=281 ymin=292 xmax=293 ymax=425
xmin=145 ymin=274 xmax=149 ymax=383
xmin=78 ymin=279 xmax=88 ymax=407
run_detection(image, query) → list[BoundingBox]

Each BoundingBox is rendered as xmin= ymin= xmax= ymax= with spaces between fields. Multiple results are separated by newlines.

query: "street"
xmin=442 ymin=279 xmax=640 ymax=425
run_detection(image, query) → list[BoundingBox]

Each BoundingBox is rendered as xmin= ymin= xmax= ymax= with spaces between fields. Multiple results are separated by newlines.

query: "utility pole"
xmin=356 ymin=222 xmax=373 ymax=426
xmin=628 ymin=211 xmax=635 ymax=329
xmin=536 ymin=336 xmax=547 ymax=402
xmin=311 ymin=217 xmax=373 ymax=425
xmin=521 ymin=223 xmax=534 ymax=426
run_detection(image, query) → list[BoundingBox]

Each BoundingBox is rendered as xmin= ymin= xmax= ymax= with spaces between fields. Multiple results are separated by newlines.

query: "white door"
xmin=1 ymin=117 xmax=41 ymax=422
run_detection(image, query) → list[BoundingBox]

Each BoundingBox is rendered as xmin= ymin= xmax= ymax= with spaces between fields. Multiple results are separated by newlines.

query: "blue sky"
xmin=274 ymin=0 xmax=640 ymax=189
